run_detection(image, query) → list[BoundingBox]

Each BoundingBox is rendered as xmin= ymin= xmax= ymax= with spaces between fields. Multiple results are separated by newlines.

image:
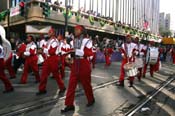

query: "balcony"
xmin=0 ymin=0 xmax=160 ymax=40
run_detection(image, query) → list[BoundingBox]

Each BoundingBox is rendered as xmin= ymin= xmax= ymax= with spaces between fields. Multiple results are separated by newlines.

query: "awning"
xmin=162 ymin=38 xmax=175 ymax=44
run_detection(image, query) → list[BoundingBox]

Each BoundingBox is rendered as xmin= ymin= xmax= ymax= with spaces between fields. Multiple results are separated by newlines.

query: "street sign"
xmin=10 ymin=6 xmax=20 ymax=17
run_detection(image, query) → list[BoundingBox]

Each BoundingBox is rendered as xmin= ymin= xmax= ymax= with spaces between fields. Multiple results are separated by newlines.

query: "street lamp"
xmin=64 ymin=0 xmax=68 ymax=37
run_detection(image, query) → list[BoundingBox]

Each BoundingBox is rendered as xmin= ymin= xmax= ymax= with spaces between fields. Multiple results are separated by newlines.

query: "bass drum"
xmin=146 ymin=47 xmax=159 ymax=65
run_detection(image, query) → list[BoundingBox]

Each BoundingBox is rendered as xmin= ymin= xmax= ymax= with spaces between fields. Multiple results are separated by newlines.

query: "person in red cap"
xmin=36 ymin=27 xmax=66 ymax=95
xmin=20 ymin=35 xmax=40 ymax=84
xmin=143 ymin=41 xmax=157 ymax=77
xmin=0 ymin=35 xmax=14 ymax=93
xmin=104 ymin=44 xmax=114 ymax=67
xmin=61 ymin=25 xmax=95 ymax=113
xmin=117 ymin=34 xmax=138 ymax=87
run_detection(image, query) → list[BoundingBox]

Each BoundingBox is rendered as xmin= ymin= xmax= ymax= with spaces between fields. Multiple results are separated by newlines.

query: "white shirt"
xmin=121 ymin=42 xmax=137 ymax=58
xmin=24 ymin=42 xmax=37 ymax=56
xmin=70 ymin=38 xmax=92 ymax=57
xmin=0 ymin=45 xmax=4 ymax=59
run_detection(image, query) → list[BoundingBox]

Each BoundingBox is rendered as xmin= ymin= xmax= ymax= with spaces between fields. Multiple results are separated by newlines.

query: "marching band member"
xmin=117 ymin=34 xmax=137 ymax=87
xmin=143 ymin=41 xmax=157 ymax=77
xmin=13 ymin=41 xmax=26 ymax=73
xmin=170 ymin=46 xmax=175 ymax=64
xmin=154 ymin=46 xmax=163 ymax=72
xmin=104 ymin=45 xmax=113 ymax=67
xmin=0 ymin=35 xmax=14 ymax=93
xmin=134 ymin=37 xmax=145 ymax=81
xmin=60 ymin=37 xmax=71 ymax=78
xmin=20 ymin=35 xmax=40 ymax=84
xmin=37 ymin=34 xmax=47 ymax=60
xmin=61 ymin=25 xmax=95 ymax=113
xmin=91 ymin=39 xmax=97 ymax=68
xmin=36 ymin=28 xmax=66 ymax=95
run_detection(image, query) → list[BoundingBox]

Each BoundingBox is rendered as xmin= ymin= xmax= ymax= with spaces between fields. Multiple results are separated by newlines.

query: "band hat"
xmin=74 ymin=25 xmax=84 ymax=31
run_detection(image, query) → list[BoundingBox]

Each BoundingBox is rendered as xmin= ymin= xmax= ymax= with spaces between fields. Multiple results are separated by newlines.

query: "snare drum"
xmin=124 ymin=62 xmax=138 ymax=77
xmin=146 ymin=47 xmax=159 ymax=65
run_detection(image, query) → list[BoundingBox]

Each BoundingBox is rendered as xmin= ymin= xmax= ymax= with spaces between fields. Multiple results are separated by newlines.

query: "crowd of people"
xmin=0 ymin=24 xmax=175 ymax=113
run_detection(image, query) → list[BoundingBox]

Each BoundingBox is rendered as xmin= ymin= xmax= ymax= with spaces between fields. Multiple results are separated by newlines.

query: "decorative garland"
xmin=76 ymin=12 xmax=81 ymax=22
xmin=63 ymin=9 xmax=72 ymax=19
xmin=89 ymin=15 xmax=94 ymax=25
xmin=0 ymin=10 xmax=9 ymax=21
xmin=99 ymin=19 xmax=106 ymax=27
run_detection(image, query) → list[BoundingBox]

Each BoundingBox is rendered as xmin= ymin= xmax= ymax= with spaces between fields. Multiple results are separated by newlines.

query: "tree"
xmin=159 ymin=26 xmax=172 ymax=37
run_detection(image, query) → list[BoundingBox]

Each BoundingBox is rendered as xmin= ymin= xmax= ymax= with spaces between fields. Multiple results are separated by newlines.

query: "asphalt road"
xmin=0 ymin=62 xmax=174 ymax=116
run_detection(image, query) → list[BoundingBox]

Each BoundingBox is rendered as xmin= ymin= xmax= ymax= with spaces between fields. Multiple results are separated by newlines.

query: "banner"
xmin=25 ymin=25 xmax=51 ymax=34
xmin=10 ymin=6 xmax=20 ymax=17
xmin=96 ymin=51 xmax=122 ymax=63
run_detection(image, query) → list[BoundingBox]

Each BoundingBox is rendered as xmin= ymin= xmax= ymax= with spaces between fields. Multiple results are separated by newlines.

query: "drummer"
xmin=117 ymin=34 xmax=138 ymax=87
xmin=134 ymin=37 xmax=145 ymax=81
xmin=143 ymin=41 xmax=157 ymax=77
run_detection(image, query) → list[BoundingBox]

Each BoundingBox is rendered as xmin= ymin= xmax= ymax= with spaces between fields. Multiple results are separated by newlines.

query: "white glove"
xmin=24 ymin=51 xmax=30 ymax=56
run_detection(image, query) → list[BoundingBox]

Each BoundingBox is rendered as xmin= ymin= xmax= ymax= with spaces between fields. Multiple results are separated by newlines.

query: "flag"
xmin=143 ymin=20 xmax=149 ymax=29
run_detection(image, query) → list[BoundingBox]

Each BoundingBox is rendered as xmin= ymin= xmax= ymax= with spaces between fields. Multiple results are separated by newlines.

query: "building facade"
xmin=165 ymin=14 xmax=170 ymax=30
xmin=0 ymin=0 xmax=160 ymax=34
xmin=159 ymin=13 xmax=171 ymax=31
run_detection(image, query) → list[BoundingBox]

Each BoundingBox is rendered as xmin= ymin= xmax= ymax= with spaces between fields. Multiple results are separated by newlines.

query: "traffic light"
xmin=19 ymin=1 xmax=25 ymax=16
xmin=42 ymin=2 xmax=50 ymax=17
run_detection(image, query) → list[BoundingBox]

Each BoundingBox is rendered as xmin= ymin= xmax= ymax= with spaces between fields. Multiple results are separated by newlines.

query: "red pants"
xmin=20 ymin=55 xmax=40 ymax=84
xmin=172 ymin=55 xmax=175 ymax=64
xmin=119 ymin=59 xmax=135 ymax=83
xmin=39 ymin=55 xmax=65 ymax=92
xmin=61 ymin=55 xmax=66 ymax=78
xmin=65 ymin=59 xmax=94 ymax=106
xmin=137 ymin=68 xmax=142 ymax=80
xmin=5 ymin=53 xmax=16 ymax=78
xmin=0 ymin=59 xmax=13 ymax=91
xmin=143 ymin=63 xmax=155 ymax=77
xmin=105 ymin=55 xmax=111 ymax=66
xmin=154 ymin=59 xmax=160 ymax=72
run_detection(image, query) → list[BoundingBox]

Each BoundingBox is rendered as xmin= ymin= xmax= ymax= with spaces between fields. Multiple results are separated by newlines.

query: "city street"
xmin=0 ymin=62 xmax=174 ymax=116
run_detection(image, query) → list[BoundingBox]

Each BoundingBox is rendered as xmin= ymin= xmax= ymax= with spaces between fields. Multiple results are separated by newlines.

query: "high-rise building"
xmin=165 ymin=14 xmax=170 ymax=30
xmin=159 ymin=13 xmax=171 ymax=31
xmin=159 ymin=13 xmax=165 ymax=30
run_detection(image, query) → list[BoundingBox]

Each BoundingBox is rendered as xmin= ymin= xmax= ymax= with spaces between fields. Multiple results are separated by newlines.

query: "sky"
xmin=160 ymin=0 xmax=175 ymax=30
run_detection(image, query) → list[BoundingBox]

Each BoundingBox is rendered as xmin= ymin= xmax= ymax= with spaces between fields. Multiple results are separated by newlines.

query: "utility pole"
xmin=7 ymin=0 xmax=10 ymax=39
xmin=64 ymin=0 xmax=68 ymax=37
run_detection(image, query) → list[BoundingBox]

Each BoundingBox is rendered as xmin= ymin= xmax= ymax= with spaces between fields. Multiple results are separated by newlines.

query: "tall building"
xmin=159 ymin=13 xmax=171 ymax=31
xmin=159 ymin=13 xmax=165 ymax=30
xmin=165 ymin=14 xmax=170 ymax=30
